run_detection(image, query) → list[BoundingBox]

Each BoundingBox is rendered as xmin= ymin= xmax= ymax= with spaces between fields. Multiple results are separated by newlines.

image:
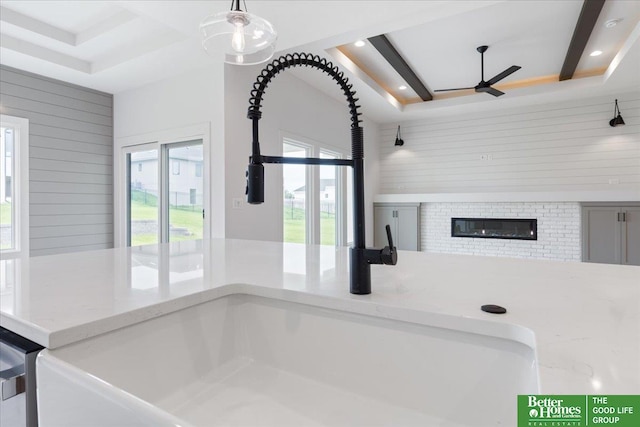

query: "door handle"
xmin=1 ymin=373 xmax=25 ymax=400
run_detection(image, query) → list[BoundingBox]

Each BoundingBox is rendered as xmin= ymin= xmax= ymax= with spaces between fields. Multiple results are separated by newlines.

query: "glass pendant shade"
xmin=200 ymin=9 xmax=277 ymax=65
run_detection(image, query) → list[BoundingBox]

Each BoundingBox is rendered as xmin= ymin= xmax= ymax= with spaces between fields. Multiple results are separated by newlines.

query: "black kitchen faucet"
xmin=245 ymin=53 xmax=397 ymax=295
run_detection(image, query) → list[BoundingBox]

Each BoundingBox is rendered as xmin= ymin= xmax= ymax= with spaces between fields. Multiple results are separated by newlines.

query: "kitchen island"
xmin=1 ymin=238 xmax=638 ymax=395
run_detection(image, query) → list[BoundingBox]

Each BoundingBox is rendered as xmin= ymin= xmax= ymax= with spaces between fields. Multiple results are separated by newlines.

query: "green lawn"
xmin=283 ymin=206 xmax=335 ymax=245
xmin=0 ymin=202 xmax=11 ymax=225
xmin=130 ymin=191 xmax=203 ymax=246
xmin=0 ymin=202 xmax=11 ymax=250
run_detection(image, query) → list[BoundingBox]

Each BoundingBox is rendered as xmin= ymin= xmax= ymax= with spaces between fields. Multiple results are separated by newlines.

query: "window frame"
xmin=0 ymin=115 xmax=29 ymax=258
xmin=114 ymin=123 xmax=211 ymax=248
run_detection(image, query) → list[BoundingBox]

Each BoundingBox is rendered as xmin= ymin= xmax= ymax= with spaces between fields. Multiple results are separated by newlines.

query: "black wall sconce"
xmin=394 ymin=125 xmax=404 ymax=146
xmin=610 ymin=99 xmax=625 ymax=127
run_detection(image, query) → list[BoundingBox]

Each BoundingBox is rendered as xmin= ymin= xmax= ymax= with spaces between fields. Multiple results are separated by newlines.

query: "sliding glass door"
xmin=125 ymin=140 xmax=203 ymax=247
xmin=127 ymin=146 xmax=159 ymax=246
xmin=165 ymin=143 xmax=204 ymax=242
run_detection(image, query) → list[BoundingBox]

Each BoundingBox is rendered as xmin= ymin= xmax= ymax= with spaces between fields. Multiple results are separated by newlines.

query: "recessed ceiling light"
xmin=398 ymin=85 xmax=407 ymax=90
xmin=354 ymin=40 xmax=365 ymax=47
xmin=590 ymin=50 xmax=603 ymax=57
xmin=605 ymin=18 xmax=622 ymax=28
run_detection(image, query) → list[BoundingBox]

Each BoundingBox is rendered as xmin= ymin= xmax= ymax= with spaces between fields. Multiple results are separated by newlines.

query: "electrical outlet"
xmin=480 ymin=154 xmax=487 ymax=160
xmin=232 ymin=198 xmax=243 ymax=209
xmin=487 ymin=154 xmax=493 ymax=161
xmin=608 ymin=179 xmax=620 ymax=185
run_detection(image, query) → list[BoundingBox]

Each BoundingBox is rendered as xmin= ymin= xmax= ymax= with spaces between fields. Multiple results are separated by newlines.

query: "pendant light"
xmin=200 ymin=0 xmax=277 ymax=65
xmin=609 ymin=99 xmax=625 ymax=127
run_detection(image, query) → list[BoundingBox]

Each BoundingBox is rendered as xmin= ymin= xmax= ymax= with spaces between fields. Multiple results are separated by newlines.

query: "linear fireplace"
xmin=451 ymin=218 xmax=537 ymax=240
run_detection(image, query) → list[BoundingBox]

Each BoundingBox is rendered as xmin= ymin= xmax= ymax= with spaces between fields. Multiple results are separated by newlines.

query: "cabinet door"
xmin=622 ymin=207 xmax=640 ymax=266
xmin=583 ymin=207 xmax=621 ymax=264
xmin=396 ymin=207 xmax=419 ymax=251
xmin=374 ymin=206 xmax=396 ymax=248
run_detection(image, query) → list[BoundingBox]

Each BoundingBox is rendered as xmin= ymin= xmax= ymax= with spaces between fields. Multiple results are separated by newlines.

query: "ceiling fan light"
xmin=200 ymin=3 xmax=277 ymax=65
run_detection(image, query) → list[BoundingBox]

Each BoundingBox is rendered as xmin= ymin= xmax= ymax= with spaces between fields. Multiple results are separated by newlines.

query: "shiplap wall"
xmin=0 ymin=65 xmax=113 ymax=256
xmin=379 ymin=93 xmax=640 ymax=194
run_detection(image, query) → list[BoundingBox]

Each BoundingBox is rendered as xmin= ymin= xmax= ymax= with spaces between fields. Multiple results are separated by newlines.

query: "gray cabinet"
xmin=582 ymin=205 xmax=640 ymax=265
xmin=374 ymin=203 xmax=420 ymax=251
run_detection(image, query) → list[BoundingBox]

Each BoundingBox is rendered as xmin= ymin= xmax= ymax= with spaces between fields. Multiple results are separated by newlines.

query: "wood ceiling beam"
xmin=368 ymin=34 xmax=433 ymax=101
xmin=559 ymin=0 xmax=606 ymax=81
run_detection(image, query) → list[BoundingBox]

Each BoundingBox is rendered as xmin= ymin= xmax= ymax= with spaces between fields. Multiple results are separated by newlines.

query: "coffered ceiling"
xmin=0 ymin=0 xmax=638 ymax=123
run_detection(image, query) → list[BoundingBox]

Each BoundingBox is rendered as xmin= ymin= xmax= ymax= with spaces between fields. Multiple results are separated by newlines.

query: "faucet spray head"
xmin=246 ymin=162 xmax=264 ymax=204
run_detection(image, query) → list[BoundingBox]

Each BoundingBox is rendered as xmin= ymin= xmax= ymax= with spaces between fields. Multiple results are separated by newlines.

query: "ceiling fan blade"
xmin=486 ymin=65 xmax=521 ymax=85
xmin=485 ymin=87 xmax=505 ymax=97
xmin=434 ymin=87 xmax=475 ymax=92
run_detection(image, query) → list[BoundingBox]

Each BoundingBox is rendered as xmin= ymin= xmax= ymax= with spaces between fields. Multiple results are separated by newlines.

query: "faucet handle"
xmin=381 ymin=224 xmax=397 ymax=265
xmin=385 ymin=224 xmax=395 ymax=249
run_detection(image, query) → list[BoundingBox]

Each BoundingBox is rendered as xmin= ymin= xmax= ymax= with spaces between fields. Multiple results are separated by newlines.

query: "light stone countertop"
xmin=1 ymin=238 xmax=638 ymax=394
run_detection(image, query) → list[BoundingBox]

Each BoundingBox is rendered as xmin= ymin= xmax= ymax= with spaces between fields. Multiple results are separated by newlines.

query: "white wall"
xmin=114 ymin=63 xmax=225 ymax=240
xmin=114 ymin=61 xmax=380 ymax=245
xmin=422 ymin=202 xmax=581 ymax=261
xmin=379 ymin=93 xmax=640 ymax=195
xmin=224 ymin=65 xmax=380 ymax=245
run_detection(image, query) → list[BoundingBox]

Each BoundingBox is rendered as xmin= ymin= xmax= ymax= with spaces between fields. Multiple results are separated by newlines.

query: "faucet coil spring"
xmin=247 ymin=52 xmax=362 ymax=129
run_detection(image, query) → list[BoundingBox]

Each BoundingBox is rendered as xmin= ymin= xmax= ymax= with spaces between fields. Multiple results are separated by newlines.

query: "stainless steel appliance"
xmin=1 ymin=327 xmax=42 ymax=427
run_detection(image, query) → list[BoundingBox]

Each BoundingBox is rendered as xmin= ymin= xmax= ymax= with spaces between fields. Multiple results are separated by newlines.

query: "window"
xmin=282 ymin=137 xmax=346 ymax=246
xmin=172 ymin=160 xmax=180 ymax=175
xmin=195 ymin=163 xmax=203 ymax=177
xmin=137 ymin=163 xmax=142 ymax=172
xmin=0 ymin=115 xmax=28 ymax=257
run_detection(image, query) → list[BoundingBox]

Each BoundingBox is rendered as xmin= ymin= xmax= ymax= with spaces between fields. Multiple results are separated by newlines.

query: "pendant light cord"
xmin=396 ymin=125 xmax=402 ymax=140
xmin=230 ymin=0 xmax=246 ymax=11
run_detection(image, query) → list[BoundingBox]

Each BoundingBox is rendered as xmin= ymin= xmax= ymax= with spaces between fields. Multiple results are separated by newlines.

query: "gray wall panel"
xmin=30 ymin=170 xmax=112 ymax=185
xmin=5 ymin=107 xmax=112 ymax=136
xmin=30 ymin=124 xmax=112 ymax=145
xmin=30 ymin=223 xmax=113 ymax=239
xmin=0 ymin=94 xmax=112 ymax=126
xmin=30 ymin=204 xmax=112 ymax=215
xmin=1 ymin=65 xmax=114 ymax=256
xmin=0 ymin=81 xmax=113 ymax=116
xmin=30 ymin=158 xmax=112 ymax=175
xmin=30 ymin=244 xmax=112 ymax=257
xmin=30 ymin=214 xmax=113 ymax=227
xmin=30 ymin=181 xmax=112 ymax=195
xmin=30 ymin=234 xmax=113 ymax=250
xmin=30 ymin=146 xmax=112 ymax=165
xmin=30 ymin=135 xmax=112 ymax=155
xmin=0 ymin=67 xmax=112 ymax=106
xmin=30 ymin=193 xmax=112 ymax=205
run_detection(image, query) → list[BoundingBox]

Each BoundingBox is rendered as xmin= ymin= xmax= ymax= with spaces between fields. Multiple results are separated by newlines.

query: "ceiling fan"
xmin=434 ymin=45 xmax=521 ymax=97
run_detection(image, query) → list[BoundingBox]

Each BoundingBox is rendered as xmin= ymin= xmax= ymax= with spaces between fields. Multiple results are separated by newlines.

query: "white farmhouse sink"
xmin=37 ymin=293 xmax=538 ymax=426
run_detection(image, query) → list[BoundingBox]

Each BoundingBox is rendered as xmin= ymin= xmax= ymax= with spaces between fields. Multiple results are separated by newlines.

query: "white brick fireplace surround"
xmin=422 ymin=202 xmax=581 ymax=261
